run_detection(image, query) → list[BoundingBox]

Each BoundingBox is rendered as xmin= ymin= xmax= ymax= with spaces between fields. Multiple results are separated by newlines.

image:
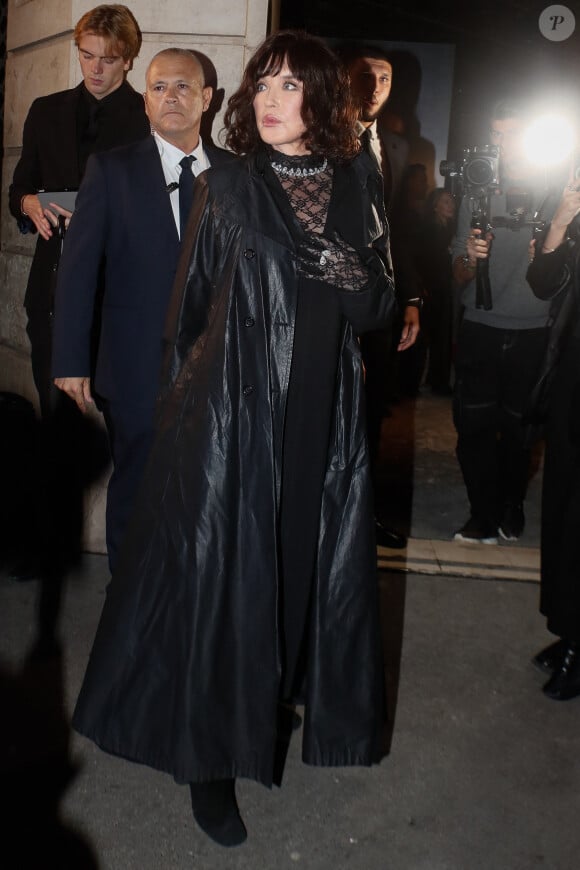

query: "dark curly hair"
xmin=224 ymin=30 xmax=360 ymax=162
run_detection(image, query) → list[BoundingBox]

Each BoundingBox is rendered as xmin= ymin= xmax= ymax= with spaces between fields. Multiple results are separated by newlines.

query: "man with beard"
xmin=343 ymin=44 xmax=422 ymax=549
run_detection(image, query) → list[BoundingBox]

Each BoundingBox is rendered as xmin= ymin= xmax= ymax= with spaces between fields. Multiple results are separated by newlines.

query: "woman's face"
xmin=434 ymin=192 xmax=456 ymax=222
xmin=253 ymin=61 xmax=309 ymax=156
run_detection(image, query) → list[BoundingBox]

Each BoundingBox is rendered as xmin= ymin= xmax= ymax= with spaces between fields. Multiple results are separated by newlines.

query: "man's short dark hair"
xmin=490 ymin=99 xmax=526 ymax=122
xmin=147 ymin=48 xmax=206 ymax=87
xmin=336 ymin=42 xmax=392 ymax=69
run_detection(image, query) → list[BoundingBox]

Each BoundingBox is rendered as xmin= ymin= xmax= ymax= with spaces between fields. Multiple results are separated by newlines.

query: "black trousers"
xmin=425 ymin=286 xmax=453 ymax=391
xmin=101 ymin=399 xmax=155 ymax=574
xmin=541 ymin=335 xmax=580 ymax=640
xmin=453 ymin=320 xmax=546 ymax=524
xmin=360 ymin=326 xmax=393 ymax=474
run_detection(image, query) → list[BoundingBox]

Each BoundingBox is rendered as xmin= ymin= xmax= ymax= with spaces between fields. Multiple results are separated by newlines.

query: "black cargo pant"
xmin=453 ymin=320 xmax=546 ymax=525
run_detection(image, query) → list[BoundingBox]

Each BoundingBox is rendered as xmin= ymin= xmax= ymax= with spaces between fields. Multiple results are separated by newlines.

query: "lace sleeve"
xmin=297 ymin=232 xmax=368 ymax=291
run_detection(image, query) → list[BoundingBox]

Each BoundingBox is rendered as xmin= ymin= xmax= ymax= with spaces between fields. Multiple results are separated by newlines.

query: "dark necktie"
xmin=179 ymin=155 xmax=196 ymax=237
xmin=360 ymin=128 xmax=374 ymax=160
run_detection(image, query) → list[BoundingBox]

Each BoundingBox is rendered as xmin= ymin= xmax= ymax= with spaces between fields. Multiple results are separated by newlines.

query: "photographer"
xmin=451 ymin=100 xmax=555 ymax=544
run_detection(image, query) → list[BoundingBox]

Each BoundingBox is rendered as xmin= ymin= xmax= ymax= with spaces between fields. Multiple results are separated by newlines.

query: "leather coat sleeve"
xmin=527 ymin=236 xmax=573 ymax=302
xmin=333 ymin=154 xmax=396 ymax=334
xmin=335 ymin=241 xmax=395 ymax=335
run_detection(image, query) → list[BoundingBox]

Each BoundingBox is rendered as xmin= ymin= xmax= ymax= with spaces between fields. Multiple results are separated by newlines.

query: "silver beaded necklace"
xmin=270 ymin=157 xmax=328 ymax=178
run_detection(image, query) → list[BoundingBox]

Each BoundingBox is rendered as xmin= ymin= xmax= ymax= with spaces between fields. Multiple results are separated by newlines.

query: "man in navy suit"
xmin=52 ymin=48 xmax=234 ymax=570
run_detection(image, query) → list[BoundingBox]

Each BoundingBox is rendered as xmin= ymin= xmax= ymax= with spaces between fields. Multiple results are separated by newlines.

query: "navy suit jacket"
xmin=52 ymin=135 xmax=234 ymax=409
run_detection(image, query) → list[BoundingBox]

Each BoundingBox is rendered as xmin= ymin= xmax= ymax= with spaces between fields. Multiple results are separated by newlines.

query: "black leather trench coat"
xmin=73 ymin=150 xmax=396 ymax=787
xmin=526 ymin=226 xmax=580 ymax=637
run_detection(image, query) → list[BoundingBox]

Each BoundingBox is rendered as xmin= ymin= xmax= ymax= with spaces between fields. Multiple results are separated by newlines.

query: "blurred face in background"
xmin=434 ymin=191 xmax=456 ymax=223
xmin=490 ymin=117 xmax=527 ymax=181
xmin=348 ymin=56 xmax=392 ymax=126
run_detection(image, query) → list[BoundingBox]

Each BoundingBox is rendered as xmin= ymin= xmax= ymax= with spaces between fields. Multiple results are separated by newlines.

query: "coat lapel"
xmin=326 ymin=156 xmax=383 ymax=248
xmin=130 ymin=136 xmax=180 ymax=244
xmin=248 ymin=150 xmax=303 ymax=252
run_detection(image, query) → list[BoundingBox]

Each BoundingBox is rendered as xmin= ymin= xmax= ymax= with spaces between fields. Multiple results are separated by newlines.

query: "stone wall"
xmin=0 ymin=0 xmax=270 ymax=551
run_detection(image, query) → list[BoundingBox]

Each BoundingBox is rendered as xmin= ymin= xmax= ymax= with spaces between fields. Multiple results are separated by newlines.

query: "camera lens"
xmin=465 ymin=157 xmax=495 ymax=187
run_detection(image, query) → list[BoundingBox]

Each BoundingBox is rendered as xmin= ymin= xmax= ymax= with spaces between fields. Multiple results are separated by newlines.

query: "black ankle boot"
xmin=532 ymin=638 xmax=566 ymax=674
xmin=542 ymin=642 xmax=580 ymax=700
xmin=189 ymin=778 xmax=247 ymax=847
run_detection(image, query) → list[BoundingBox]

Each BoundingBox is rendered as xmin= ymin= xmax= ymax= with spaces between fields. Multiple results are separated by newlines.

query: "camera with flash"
xmin=440 ymin=144 xmax=500 ymax=198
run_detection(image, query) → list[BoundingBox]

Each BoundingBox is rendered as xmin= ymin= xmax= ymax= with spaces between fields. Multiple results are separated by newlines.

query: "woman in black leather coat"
xmin=527 ymin=179 xmax=580 ymax=701
xmin=72 ymin=30 xmax=396 ymax=847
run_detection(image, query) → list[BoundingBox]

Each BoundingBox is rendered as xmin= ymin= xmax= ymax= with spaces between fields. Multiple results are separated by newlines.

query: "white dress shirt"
xmin=152 ymin=131 xmax=211 ymax=238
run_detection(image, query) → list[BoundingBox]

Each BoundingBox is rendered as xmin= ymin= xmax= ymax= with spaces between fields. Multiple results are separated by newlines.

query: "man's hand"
xmin=452 ymin=227 xmax=494 ymax=285
xmin=541 ymin=176 xmax=580 ymax=253
xmin=54 ymin=376 xmax=93 ymax=413
xmin=466 ymin=227 xmax=492 ymax=261
xmin=21 ymin=193 xmax=54 ymax=241
xmin=45 ymin=202 xmax=73 ymax=231
xmin=398 ymin=304 xmax=420 ymax=351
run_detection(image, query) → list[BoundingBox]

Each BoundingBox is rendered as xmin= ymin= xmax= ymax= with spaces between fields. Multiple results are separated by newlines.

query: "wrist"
xmin=20 ymin=195 xmax=29 ymax=216
xmin=542 ymin=230 xmax=566 ymax=252
xmin=462 ymin=254 xmax=476 ymax=271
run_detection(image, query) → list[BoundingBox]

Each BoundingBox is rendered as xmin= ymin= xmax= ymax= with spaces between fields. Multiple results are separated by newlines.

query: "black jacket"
xmin=72 ymin=150 xmax=395 ymax=786
xmin=525 ymin=227 xmax=580 ymax=427
xmin=9 ymin=80 xmax=150 ymax=311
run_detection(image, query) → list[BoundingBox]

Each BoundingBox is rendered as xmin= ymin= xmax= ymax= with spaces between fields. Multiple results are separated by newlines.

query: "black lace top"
xmin=270 ymin=151 xmax=367 ymax=291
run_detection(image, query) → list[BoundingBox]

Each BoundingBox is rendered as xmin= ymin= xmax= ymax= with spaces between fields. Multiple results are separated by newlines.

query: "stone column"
xmin=0 ymin=0 xmax=269 ymax=552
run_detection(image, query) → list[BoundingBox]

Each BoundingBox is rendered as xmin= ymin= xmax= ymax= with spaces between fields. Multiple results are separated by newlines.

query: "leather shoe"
xmin=542 ymin=642 xmax=580 ymax=700
xmin=532 ymin=638 xmax=566 ymax=674
xmin=375 ymin=520 xmax=407 ymax=549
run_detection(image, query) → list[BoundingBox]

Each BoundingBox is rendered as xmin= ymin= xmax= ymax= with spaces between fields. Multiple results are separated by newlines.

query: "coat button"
xmin=244 ymin=316 xmax=255 ymax=327
xmin=242 ymin=384 xmax=254 ymax=397
xmin=243 ymin=248 xmax=255 ymax=259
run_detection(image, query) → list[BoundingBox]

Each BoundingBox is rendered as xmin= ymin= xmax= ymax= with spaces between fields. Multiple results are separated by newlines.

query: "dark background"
xmin=280 ymin=0 xmax=580 ymax=160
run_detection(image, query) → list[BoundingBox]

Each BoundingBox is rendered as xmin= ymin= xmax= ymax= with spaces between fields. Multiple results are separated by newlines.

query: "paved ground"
xmin=2 ymin=555 xmax=579 ymax=870
xmin=4 ymin=391 xmax=577 ymax=870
